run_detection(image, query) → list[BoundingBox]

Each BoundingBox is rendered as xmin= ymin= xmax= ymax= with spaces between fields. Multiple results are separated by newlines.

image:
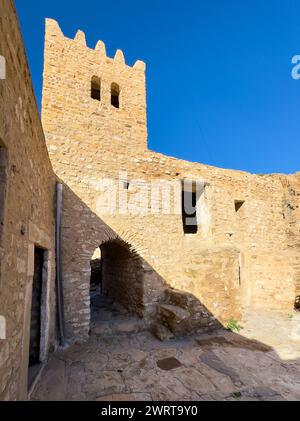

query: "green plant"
xmin=227 ymin=318 xmax=243 ymax=332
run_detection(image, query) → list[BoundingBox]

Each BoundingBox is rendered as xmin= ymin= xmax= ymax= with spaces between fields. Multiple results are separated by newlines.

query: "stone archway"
xmin=89 ymin=240 xmax=146 ymax=335
xmin=61 ymin=186 xmax=167 ymax=342
xmin=62 ymin=231 xmax=144 ymax=340
xmin=60 ymin=185 xmax=152 ymax=340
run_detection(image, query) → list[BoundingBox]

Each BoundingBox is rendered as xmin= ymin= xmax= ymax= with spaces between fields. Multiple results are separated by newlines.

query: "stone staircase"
xmin=152 ymin=288 xmax=220 ymax=341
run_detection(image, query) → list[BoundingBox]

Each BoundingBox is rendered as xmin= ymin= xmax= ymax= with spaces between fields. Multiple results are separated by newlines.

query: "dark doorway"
xmin=90 ymin=248 xmax=102 ymax=297
xmin=90 ymin=247 xmax=103 ymax=327
xmin=28 ymin=247 xmax=44 ymax=388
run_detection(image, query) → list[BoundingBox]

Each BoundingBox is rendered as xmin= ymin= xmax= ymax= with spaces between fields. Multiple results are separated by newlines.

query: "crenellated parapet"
xmin=45 ymin=18 xmax=146 ymax=72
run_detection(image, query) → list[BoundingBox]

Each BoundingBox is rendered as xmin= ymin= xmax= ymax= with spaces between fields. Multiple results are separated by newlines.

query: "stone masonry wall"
xmin=282 ymin=173 xmax=300 ymax=307
xmin=0 ymin=0 xmax=56 ymax=400
xmin=182 ymin=247 xmax=241 ymax=323
xmin=42 ymin=19 xmax=299 ymax=340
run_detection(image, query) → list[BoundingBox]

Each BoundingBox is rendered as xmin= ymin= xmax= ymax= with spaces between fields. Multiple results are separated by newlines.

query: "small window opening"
xmin=91 ymin=76 xmax=101 ymax=101
xmin=123 ymin=181 xmax=130 ymax=190
xmin=295 ymin=295 xmax=300 ymax=311
xmin=182 ymin=180 xmax=199 ymax=235
xmin=111 ymin=83 xmax=120 ymax=108
xmin=235 ymin=200 xmax=245 ymax=213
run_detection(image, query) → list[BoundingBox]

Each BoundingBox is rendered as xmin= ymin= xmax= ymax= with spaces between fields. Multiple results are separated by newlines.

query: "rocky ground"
xmin=30 ymin=309 xmax=300 ymax=401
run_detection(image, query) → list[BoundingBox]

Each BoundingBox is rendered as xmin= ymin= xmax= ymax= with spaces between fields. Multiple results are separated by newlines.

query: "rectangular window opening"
xmin=111 ymin=83 xmax=120 ymax=108
xmin=182 ymin=181 xmax=199 ymax=235
xmin=91 ymin=76 xmax=101 ymax=101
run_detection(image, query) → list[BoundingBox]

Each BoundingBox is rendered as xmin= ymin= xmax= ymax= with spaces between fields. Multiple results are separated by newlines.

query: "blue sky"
xmin=15 ymin=0 xmax=300 ymax=174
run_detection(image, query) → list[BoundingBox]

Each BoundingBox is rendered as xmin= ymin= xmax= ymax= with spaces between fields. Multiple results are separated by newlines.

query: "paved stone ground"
xmin=31 ymin=311 xmax=300 ymax=401
xmin=90 ymin=294 xmax=145 ymax=336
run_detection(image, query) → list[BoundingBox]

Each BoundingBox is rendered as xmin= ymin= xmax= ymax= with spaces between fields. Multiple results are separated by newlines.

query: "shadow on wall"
xmin=60 ymin=184 xmax=235 ymax=342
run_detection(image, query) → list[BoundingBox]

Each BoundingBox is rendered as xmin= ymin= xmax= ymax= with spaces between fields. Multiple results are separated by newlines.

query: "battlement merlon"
xmin=45 ymin=18 xmax=146 ymax=72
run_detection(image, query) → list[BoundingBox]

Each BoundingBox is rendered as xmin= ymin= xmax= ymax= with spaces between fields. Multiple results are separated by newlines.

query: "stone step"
xmin=91 ymin=318 xmax=146 ymax=337
xmin=156 ymin=291 xmax=219 ymax=338
xmin=159 ymin=304 xmax=190 ymax=321
xmin=166 ymin=288 xmax=204 ymax=313
xmin=157 ymin=304 xmax=191 ymax=336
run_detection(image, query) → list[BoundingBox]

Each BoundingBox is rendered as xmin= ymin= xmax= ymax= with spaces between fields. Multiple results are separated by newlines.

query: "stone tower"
xmin=42 ymin=19 xmax=148 ymax=191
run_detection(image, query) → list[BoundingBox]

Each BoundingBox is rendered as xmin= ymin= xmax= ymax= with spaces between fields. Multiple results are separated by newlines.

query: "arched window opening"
xmin=91 ymin=76 xmax=101 ymax=101
xmin=111 ymin=83 xmax=120 ymax=108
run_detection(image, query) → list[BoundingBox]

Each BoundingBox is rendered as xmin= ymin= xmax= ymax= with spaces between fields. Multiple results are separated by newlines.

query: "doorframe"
xmin=19 ymin=223 xmax=53 ymax=401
